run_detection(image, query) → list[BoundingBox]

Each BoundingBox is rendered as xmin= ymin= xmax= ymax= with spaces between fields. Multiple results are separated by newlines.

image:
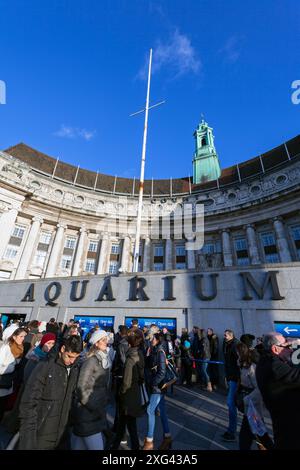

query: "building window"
xmin=260 ymin=232 xmax=279 ymax=263
xmin=39 ymin=232 xmax=51 ymax=245
xmin=291 ymin=225 xmax=300 ymax=259
xmin=175 ymin=244 xmax=186 ymax=269
xmin=154 ymin=245 xmax=164 ymax=257
xmin=65 ymin=237 xmax=76 ymax=250
xmin=234 ymin=237 xmax=250 ymax=265
xmin=111 ymin=243 xmax=120 ymax=254
xmin=202 ymin=241 xmax=221 ymax=254
xmin=154 ymin=263 xmax=164 ymax=271
xmin=153 ymin=244 xmax=164 ymax=270
xmin=88 ymin=241 xmax=98 ymax=252
xmin=61 ymin=255 xmax=72 ymax=269
xmin=109 ymin=261 xmax=118 ymax=274
xmin=265 ymin=253 xmax=280 ymax=263
xmin=12 ymin=225 xmax=26 ymax=239
xmin=85 ymin=259 xmax=96 ymax=273
xmin=4 ymin=246 xmax=18 ymax=260
xmin=33 ymin=250 xmax=47 ymax=268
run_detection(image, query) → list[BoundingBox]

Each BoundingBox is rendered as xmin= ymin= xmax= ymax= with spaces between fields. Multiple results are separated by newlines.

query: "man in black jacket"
xmin=112 ymin=326 xmax=129 ymax=433
xmin=256 ymin=332 xmax=300 ymax=449
xmin=222 ymin=329 xmax=240 ymax=442
xmin=18 ymin=335 xmax=82 ymax=450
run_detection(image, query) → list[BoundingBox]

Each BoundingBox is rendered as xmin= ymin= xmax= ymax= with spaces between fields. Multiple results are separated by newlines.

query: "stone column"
xmin=165 ymin=239 xmax=173 ymax=270
xmin=45 ymin=222 xmax=67 ymax=277
xmin=273 ymin=216 xmax=292 ymax=262
xmin=185 ymin=236 xmax=196 ymax=270
xmin=0 ymin=206 xmax=19 ymax=260
xmin=72 ymin=225 xmax=88 ymax=276
xmin=245 ymin=224 xmax=260 ymax=265
xmin=120 ymin=235 xmax=131 ymax=273
xmin=97 ymin=232 xmax=110 ymax=274
xmin=142 ymin=236 xmax=151 ymax=272
xmin=221 ymin=229 xmax=233 ymax=266
xmin=15 ymin=216 xmax=43 ymax=279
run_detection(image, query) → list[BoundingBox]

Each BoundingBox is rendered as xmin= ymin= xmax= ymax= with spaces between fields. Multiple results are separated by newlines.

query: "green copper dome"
xmin=192 ymin=119 xmax=221 ymax=184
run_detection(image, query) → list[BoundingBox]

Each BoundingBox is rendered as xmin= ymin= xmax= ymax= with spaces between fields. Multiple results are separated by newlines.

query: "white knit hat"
xmin=2 ymin=323 xmax=19 ymax=343
xmin=89 ymin=329 xmax=108 ymax=345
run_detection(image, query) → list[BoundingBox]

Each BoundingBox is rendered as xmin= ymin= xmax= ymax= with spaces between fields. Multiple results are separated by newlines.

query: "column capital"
xmin=219 ymin=228 xmax=230 ymax=235
xmin=244 ymin=223 xmax=255 ymax=230
xmin=0 ymin=201 xmax=11 ymax=212
xmin=32 ymin=215 xmax=44 ymax=224
xmin=78 ymin=224 xmax=87 ymax=234
xmin=100 ymin=231 xmax=109 ymax=239
xmin=272 ymin=216 xmax=283 ymax=223
xmin=56 ymin=221 xmax=68 ymax=229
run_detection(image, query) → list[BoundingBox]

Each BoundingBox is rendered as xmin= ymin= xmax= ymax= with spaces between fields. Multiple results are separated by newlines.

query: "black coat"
xmin=146 ymin=345 xmax=166 ymax=394
xmin=119 ymin=347 xmax=145 ymax=417
xmin=256 ymin=352 xmax=300 ymax=449
xmin=223 ymin=338 xmax=240 ymax=382
xmin=191 ymin=333 xmax=201 ymax=358
xmin=72 ymin=352 xmax=110 ymax=437
xmin=207 ymin=334 xmax=219 ymax=360
xmin=18 ymin=355 xmax=79 ymax=450
xmin=113 ymin=337 xmax=129 ymax=378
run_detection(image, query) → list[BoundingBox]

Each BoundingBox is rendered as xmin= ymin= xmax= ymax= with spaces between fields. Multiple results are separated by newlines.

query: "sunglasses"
xmin=277 ymin=343 xmax=292 ymax=349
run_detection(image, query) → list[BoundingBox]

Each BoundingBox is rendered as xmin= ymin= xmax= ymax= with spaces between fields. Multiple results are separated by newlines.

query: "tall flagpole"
xmin=132 ymin=49 xmax=153 ymax=272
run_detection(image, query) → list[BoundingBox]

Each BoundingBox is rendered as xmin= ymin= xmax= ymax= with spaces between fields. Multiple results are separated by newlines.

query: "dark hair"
xmin=224 ymin=329 xmax=234 ymax=336
xmin=49 ymin=318 xmax=56 ymax=323
xmin=152 ymin=333 xmax=162 ymax=344
xmin=28 ymin=320 xmax=39 ymax=330
xmin=69 ymin=325 xmax=78 ymax=332
xmin=119 ymin=325 xmax=128 ymax=336
xmin=62 ymin=335 xmax=83 ymax=354
xmin=198 ymin=328 xmax=206 ymax=339
xmin=236 ymin=342 xmax=253 ymax=368
xmin=127 ymin=329 xmax=144 ymax=348
xmin=131 ymin=319 xmax=138 ymax=326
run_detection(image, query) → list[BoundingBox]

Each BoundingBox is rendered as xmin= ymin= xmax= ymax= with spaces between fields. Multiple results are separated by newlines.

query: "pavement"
xmin=106 ymin=384 xmax=273 ymax=451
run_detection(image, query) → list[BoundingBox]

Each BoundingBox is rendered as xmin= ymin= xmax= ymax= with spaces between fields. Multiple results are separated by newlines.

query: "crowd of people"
xmin=0 ymin=315 xmax=299 ymax=450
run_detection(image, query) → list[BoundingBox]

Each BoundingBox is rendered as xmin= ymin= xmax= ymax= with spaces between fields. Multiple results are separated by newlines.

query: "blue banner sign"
xmin=274 ymin=322 xmax=300 ymax=338
xmin=74 ymin=315 xmax=114 ymax=337
xmin=125 ymin=317 xmax=177 ymax=334
xmin=0 ymin=313 xmax=26 ymax=329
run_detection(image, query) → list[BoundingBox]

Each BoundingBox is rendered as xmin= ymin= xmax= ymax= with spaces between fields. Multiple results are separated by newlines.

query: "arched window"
xmin=201 ymin=137 xmax=207 ymax=146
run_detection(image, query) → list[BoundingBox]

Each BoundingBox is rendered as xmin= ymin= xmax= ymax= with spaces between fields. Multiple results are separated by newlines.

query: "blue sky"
xmin=0 ymin=0 xmax=299 ymax=179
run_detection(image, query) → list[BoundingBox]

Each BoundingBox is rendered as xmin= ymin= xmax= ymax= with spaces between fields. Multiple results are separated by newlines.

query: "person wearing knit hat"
xmin=89 ymin=329 xmax=108 ymax=345
xmin=2 ymin=323 xmax=19 ymax=344
xmin=23 ymin=333 xmax=56 ymax=383
xmin=71 ymin=329 xmax=113 ymax=450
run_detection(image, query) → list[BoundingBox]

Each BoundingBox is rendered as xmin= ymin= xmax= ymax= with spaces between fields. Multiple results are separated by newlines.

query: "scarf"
xmin=96 ymin=348 xmax=113 ymax=370
xmin=10 ymin=342 xmax=24 ymax=359
xmin=33 ymin=345 xmax=48 ymax=360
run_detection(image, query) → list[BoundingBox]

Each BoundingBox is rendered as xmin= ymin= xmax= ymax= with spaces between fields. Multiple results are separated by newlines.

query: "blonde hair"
xmin=87 ymin=344 xmax=98 ymax=358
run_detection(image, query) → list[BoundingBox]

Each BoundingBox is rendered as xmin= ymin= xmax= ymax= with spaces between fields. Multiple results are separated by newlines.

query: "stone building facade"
xmin=0 ymin=132 xmax=300 ymax=337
